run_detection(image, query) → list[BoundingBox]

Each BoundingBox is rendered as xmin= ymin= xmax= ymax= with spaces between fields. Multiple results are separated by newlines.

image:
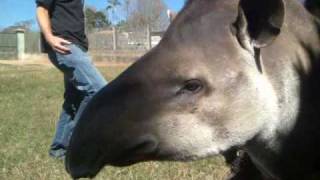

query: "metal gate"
xmin=0 ymin=32 xmax=17 ymax=60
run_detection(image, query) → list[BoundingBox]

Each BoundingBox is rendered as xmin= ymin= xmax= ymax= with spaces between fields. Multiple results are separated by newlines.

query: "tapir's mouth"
xmin=66 ymin=140 xmax=159 ymax=179
xmin=65 ymin=155 xmax=106 ymax=179
xmin=110 ymin=152 xmax=158 ymax=167
xmin=69 ymin=154 xmax=160 ymax=179
xmin=67 ymin=152 xmax=158 ymax=179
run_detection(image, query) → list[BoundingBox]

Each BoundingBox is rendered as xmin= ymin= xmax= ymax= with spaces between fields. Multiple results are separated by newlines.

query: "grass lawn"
xmin=0 ymin=63 xmax=229 ymax=180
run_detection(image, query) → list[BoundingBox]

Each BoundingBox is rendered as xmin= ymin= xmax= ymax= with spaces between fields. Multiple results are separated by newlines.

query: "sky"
xmin=0 ymin=0 xmax=185 ymax=30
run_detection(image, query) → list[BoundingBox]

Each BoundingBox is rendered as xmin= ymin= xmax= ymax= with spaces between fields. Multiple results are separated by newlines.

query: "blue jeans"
xmin=47 ymin=44 xmax=107 ymax=158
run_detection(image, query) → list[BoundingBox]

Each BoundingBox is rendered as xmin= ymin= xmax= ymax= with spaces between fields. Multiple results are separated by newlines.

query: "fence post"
xmin=38 ymin=35 xmax=42 ymax=53
xmin=112 ymin=26 xmax=118 ymax=50
xmin=16 ymin=29 xmax=25 ymax=60
xmin=147 ymin=24 xmax=152 ymax=50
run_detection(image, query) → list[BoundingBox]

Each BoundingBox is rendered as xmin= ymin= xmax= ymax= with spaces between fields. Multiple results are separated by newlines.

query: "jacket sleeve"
xmin=35 ymin=0 xmax=55 ymax=9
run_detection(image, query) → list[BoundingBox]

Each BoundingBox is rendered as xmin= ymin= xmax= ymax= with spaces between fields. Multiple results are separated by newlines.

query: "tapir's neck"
xmin=245 ymin=2 xmax=320 ymax=179
xmin=261 ymin=0 xmax=320 ymax=142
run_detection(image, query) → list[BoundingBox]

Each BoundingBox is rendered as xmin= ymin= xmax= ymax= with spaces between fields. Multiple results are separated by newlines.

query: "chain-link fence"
xmin=88 ymin=26 xmax=156 ymax=51
xmin=88 ymin=26 xmax=163 ymax=63
xmin=25 ymin=31 xmax=41 ymax=54
xmin=0 ymin=26 xmax=164 ymax=62
xmin=0 ymin=32 xmax=17 ymax=59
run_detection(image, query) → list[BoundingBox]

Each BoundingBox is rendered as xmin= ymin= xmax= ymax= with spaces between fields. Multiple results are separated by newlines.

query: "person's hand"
xmin=46 ymin=35 xmax=71 ymax=54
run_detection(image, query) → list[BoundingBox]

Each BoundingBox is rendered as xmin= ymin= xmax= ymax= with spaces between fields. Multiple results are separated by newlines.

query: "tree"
xmin=15 ymin=20 xmax=34 ymax=30
xmin=116 ymin=20 xmax=130 ymax=29
xmin=123 ymin=0 xmax=131 ymax=20
xmin=106 ymin=0 xmax=121 ymax=24
xmin=2 ymin=20 xmax=35 ymax=32
xmin=126 ymin=0 xmax=169 ymax=31
xmin=85 ymin=7 xmax=111 ymax=32
xmin=95 ymin=11 xmax=111 ymax=29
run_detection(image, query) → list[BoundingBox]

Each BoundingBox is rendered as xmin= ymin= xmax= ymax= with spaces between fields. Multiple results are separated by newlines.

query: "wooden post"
xmin=112 ymin=26 xmax=118 ymax=51
xmin=16 ymin=29 xmax=25 ymax=60
xmin=147 ymin=24 xmax=152 ymax=50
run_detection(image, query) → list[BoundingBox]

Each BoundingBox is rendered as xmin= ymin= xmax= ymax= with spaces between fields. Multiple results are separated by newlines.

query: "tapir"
xmin=65 ymin=0 xmax=320 ymax=179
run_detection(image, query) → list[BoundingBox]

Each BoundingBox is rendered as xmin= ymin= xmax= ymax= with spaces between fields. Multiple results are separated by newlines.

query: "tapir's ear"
xmin=233 ymin=0 xmax=285 ymax=50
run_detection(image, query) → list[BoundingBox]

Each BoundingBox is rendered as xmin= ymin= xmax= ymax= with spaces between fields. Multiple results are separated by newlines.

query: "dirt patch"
xmin=0 ymin=53 xmax=135 ymax=68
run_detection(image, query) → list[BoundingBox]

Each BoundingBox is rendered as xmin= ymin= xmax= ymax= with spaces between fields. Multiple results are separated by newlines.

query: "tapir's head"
xmin=66 ymin=0 xmax=286 ymax=178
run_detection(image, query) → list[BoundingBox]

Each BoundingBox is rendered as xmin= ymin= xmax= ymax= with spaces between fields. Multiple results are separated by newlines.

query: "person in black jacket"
xmin=36 ymin=0 xmax=107 ymax=159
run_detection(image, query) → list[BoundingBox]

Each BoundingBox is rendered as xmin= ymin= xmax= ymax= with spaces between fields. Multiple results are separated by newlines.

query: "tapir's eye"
xmin=178 ymin=79 xmax=203 ymax=94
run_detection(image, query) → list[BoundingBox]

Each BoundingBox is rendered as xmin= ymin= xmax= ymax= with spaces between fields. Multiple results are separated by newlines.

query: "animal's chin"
xmin=109 ymin=151 xmax=197 ymax=167
xmin=109 ymin=153 xmax=157 ymax=167
xmin=68 ymin=162 xmax=105 ymax=179
xmin=69 ymin=150 xmax=218 ymax=179
xmin=150 ymin=150 xmax=216 ymax=162
xmin=69 ymin=154 xmax=155 ymax=179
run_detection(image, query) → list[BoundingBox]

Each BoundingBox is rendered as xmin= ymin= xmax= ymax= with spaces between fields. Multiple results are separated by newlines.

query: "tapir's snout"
xmin=66 ymin=132 xmax=159 ymax=179
xmin=65 ymin=77 xmax=161 ymax=178
xmin=65 ymin=115 xmax=160 ymax=178
xmin=65 ymin=138 xmax=103 ymax=179
xmin=66 ymin=157 xmax=102 ymax=179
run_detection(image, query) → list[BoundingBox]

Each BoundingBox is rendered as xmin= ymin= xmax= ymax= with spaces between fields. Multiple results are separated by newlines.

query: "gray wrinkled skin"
xmin=65 ymin=0 xmax=320 ymax=179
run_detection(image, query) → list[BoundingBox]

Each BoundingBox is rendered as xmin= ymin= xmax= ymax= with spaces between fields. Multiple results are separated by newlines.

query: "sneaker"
xmin=49 ymin=148 xmax=66 ymax=160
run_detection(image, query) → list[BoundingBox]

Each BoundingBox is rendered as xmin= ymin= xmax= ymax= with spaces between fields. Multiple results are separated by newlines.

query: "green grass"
xmin=0 ymin=64 xmax=229 ymax=180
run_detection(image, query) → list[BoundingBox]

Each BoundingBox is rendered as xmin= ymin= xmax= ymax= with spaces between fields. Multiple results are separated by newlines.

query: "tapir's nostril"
xmin=65 ymin=140 xmax=103 ymax=179
xmin=127 ymin=136 xmax=158 ymax=155
xmin=132 ymin=141 xmax=157 ymax=154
